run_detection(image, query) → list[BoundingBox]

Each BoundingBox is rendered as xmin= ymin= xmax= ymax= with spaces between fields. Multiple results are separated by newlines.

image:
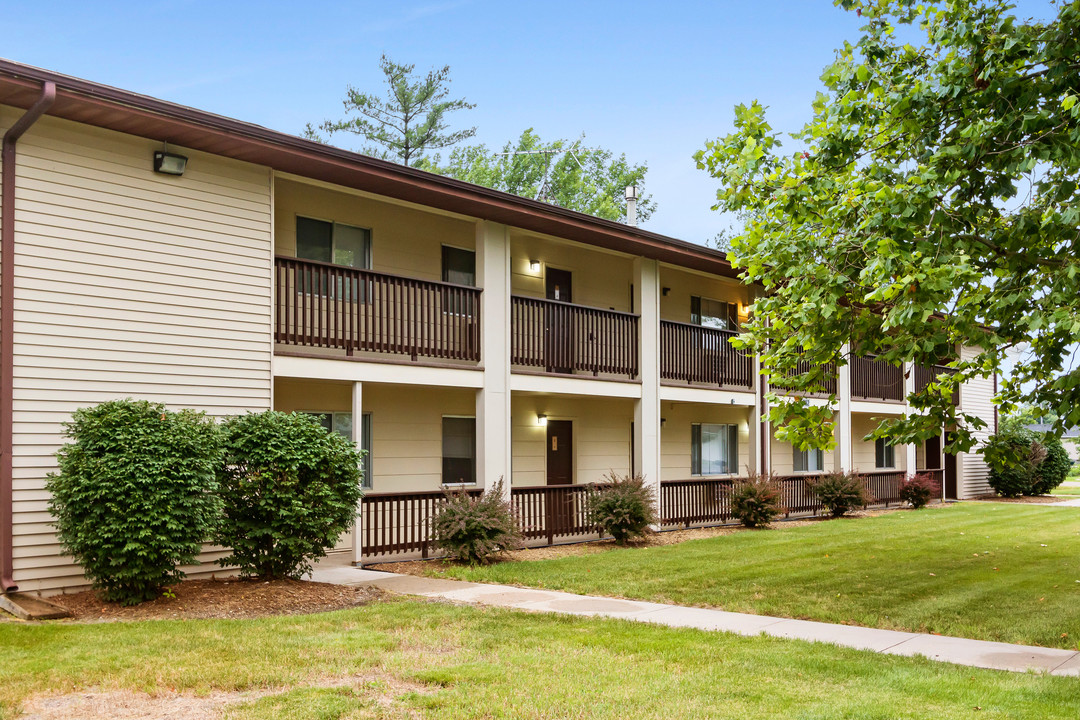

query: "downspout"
xmin=2 ymin=81 xmax=55 ymax=593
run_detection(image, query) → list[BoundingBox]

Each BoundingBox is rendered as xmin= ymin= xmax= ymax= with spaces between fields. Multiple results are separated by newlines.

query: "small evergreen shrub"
xmin=586 ymin=472 xmax=657 ymax=544
xmin=1031 ymin=435 xmax=1070 ymax=495
xmin=432 ymin=479 xmax=521 ymax=564
xmin=984 ymin=428 xmax=1041 ymax=497
xmin=215 ymin=411 xmax=364 ymax=579
xmin=899 ymin=472 xmax=938 ymax=509
xmin=806 ymin=471 xmax=871 ymax=518
xmin=731 ymin=473 xmax=784 ymax=528
xmin=47 ymin=399 xmax=223 ymax=605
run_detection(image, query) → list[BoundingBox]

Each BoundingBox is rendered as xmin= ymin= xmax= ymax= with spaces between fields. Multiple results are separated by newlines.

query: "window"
xmin=691 ymin=296 xmax=739 ymax=331
xmin=441 ymin=245 xmax=475 ymax=286
xmin=793 ymin=447 xmax=825 ymax=473
xmin=442 ymin=416 xmax=476 ymax=485
xmin=296 ymin=217 xmax=371 ymax=269
xmin=875 ymin=437 xmax=895 ymax=469
xmin=303 ymin=411 xmax=372 ymax=489
xmin=691 ymin=423 xmax=738 ymax=475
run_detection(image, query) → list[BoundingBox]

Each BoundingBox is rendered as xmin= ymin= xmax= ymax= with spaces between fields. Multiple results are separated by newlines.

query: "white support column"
xmin=475 ymin=221 xmax=512 ymax=502
xmin=751 ymin=349 xmax=765 ymax=475
xmin=837 ymin=344 xmax=853 ymax=472
xmin=903 ymin=361 xmax=917 ymax=476
xmin=633 ymin=258 xmax=661 ymax=510
xmin=351 ymin=380 xmax=364 ymax=566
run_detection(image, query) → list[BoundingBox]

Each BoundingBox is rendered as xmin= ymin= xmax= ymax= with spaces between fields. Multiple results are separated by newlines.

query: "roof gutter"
xmin=1 ymin=80 xmax=54 ymax=593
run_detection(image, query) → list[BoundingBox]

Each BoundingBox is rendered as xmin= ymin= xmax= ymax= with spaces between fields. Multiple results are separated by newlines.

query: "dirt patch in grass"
xmin=20 ymin=673 xmax=431 ymax=720
xmin=50 ymin=578 xmax=381 ymax=623
xmin=970 ymin=495 xmax=1064 ymax=504
xmin=375 ymin=507 xmax=905 ymax=577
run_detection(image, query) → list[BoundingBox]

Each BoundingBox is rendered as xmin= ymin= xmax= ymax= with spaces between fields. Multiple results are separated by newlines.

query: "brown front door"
xmin=545 ymin=268 xmax=573 ymax=373
xmin=943 ymin=431 xmax=959 ymax=500
xmin=546 ymin=420 xmax=573 ymax=485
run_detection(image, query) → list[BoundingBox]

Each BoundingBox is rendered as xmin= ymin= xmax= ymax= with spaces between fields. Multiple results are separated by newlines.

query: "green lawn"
xmin=2 ymin=598 xmax=1077 ymax=719
xmin=433 ymin=503 xmax=1080 ymax=649
xmin=1053 ymin=484 xmax=1080 ymax=496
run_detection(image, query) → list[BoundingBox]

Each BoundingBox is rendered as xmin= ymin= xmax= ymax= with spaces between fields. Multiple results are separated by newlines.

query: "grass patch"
xmin=1 ymin=598 xmax=1077 ymax=719
xmin=435 ymin=503 xmax=1080 ymax=648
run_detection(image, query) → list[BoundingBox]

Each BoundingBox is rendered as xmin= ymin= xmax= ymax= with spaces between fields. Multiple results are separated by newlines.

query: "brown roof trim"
xmin=0 ymin=58 xmax=739 ymax=278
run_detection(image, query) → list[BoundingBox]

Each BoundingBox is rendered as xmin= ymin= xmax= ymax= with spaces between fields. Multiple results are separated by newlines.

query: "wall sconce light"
xmin=153 ymin=145 xmax=188 ymax=176
xmin=660 ymin=417 xmax=667 ymax=427
xmin=529 ymin=259 xmax=542 ymax=273
xmin=662 ymin=287 xmax=671 ymax=296
xmin=537 ymin=413 xmax=547 ymax=426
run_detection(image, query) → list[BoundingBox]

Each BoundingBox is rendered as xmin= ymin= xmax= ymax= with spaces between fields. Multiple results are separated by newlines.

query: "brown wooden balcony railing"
xmin=511 ymin=484 xmax=609 ymax=545
xmin=914 ymin=364 xmax=960 ymax=406
xmin=361 ymin=488 xmax=482 ymax=558
xmin=778 ymin=358 xmax=838 ymax=395
xmin=850 ymin=354 xmax=904 ymax=401
xmin=275 ymin=256 xmax=481 ymax=362
xmin=511 ymin=295 xmax=639 ymax=378
xmin=660 ymin=321 xmax=753 ymax=388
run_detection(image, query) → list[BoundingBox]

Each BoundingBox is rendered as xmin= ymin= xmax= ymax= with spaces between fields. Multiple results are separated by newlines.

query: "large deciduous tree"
xmin=420 ymin=128 xmax=655 ymax=223
xmin=307 ymin=54 xmax=476 ymax=166
xmin=695 ymin=0 xmax=1080 ymax=453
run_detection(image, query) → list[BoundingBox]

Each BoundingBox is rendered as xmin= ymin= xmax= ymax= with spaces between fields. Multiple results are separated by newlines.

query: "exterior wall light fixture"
xmin=537 ymin=413 xmax=548 ymax=426
xmin=529 ymin=259 xmax=541 ymax=273
xmin=153 ymin=143 xmax=188 ymax=176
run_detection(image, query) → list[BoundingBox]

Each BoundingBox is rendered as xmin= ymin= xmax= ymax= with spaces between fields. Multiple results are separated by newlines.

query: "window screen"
xmin=691 ymin=423 xmax=738 ymax=475
xmin=442 ymin=417 xmax=476 ymax=485
xmin=442 ymin=245 xmax=476 ymax=286
xmin=691 ymin=296 xmax=739 ymax=331
xmin=875 ymin=438 xmax=895 ymax=468
xmin=793 ymin=447 xmax=826 ymax=473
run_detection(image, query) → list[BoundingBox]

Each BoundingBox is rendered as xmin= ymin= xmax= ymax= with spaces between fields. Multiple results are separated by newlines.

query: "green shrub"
xmin=215 ymin=411 xmax=364 ymax=579
xmin=46 ymin=400 xmax=222 ymax=605
xmin=432 ymin=479 xmax=521 ymax=564
xmin=586 ymin=472 xmax=657 ymax=544
xmin=984 ymin=428 xmax=1041 ymax=497
xmin=899 ymin=472 xmax=938 ymax=509
xmin=731 ymin=473 xmax=784 ymax=528
xmin=1031 ymin=435 xmax=1070 ymax=495
xmin=806 ymin=471 xmax=871 ymax=518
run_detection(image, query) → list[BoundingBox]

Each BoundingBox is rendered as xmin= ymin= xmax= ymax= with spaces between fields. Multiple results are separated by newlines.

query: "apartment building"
xmin=0 ymin=60 xmax=997 ymax=594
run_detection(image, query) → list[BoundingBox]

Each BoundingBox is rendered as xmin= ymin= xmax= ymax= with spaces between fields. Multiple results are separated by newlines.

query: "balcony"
xmin=659 ymin=321 xmax=753 ymax=389
xmin=510 ymin=295 xmax=639 ymax=378
xmin=914 ymin=363 xmax=960 ymax=406
xmin=274 ymin=256 xmax=481 ymax=363
xmin=850 ymin=354 xmax=904 ymax=401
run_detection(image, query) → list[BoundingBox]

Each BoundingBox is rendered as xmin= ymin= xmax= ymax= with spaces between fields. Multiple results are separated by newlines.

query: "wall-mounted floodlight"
xmin=153 ymin=148 xmax=188 ymax=176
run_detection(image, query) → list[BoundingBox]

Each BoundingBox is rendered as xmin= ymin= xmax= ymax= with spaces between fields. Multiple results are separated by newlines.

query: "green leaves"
xmin=699 ymin=0 xmax=1080 ymax=449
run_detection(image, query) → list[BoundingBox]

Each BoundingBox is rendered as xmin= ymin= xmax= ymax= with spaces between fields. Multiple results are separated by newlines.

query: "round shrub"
xmin=806 ymin=471 xmax=871 ymax=518
xmin=731 ymin=473 xmax=784 ymax=528
xmin=215 ymin=411 xmax=363 ymax=579
xmin=984 ymin=428 xmax=1039 ymax=497
xmin=1031 ymin=435 xmax=1070 ymax=495
xmin=899 ymin=472 xmax=939 ymax=509
xmin=46 ymin=399 xmax=223 ymax=605
xmin=432 ymin=479 xmax=521 ymax=564
xmin=586 ymin=472 xmax=658 ymax=544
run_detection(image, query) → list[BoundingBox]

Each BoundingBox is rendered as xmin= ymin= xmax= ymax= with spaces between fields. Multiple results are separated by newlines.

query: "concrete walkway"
xmin=310 ymin=565 xmax=1080 ymax=677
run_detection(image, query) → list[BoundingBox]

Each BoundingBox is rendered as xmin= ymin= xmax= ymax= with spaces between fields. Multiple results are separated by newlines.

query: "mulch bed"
xmin=970 ymin=495 xmax=1065 ymax=505
xmin=373 ymin=507 xmax=907 ymax=578
xmin=49 ymin=578 xmax=381 ymax=622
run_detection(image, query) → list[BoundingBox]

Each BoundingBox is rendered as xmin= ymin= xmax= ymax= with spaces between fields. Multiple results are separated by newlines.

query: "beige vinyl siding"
xmin=274 ymin=177 xmax=476 ymax=281
xmin=660 ymin=403 xmax=751 ymax=480
xmin=958 ymin=344 xmax=996 ymax=498
xmin=274 ymin=379 xmax=476 ymax=494
xmin=851 ymin=413 xmax=908 ymax=473
xmin=658 ymin=265 xmax=749 ymax=324
xmin=511 ymin=395 xmax=635 ymax=487
xmin=769 ymin=415 xmax=839 ymax=475
xmin=510 ymin=233 xmax=634 ymax=312
xmin=2 ymin=109 xmax=273 ymax=593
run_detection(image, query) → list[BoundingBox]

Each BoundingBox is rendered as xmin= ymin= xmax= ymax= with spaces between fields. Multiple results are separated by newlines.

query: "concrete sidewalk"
xmin=310 ymin=565 xmax=1080 ymax=677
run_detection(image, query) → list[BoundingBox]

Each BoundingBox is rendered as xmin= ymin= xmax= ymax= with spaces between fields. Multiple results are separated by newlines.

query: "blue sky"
xmin=1 ymin=0 xmax=1057 ymax=244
